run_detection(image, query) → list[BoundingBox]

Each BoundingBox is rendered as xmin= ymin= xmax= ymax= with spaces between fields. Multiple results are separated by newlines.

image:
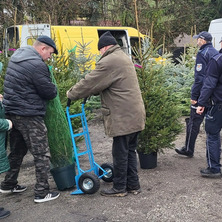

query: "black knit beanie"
xmin=98 ymin=31 xmax=117 ymax=50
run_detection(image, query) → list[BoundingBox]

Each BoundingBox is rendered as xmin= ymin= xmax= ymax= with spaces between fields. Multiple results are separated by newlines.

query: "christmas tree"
xmin=44 ymin=69 xmax=74 ymax=168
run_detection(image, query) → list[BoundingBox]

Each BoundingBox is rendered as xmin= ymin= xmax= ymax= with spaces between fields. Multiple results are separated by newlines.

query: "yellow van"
xmin=4 ymin=24 xmax=144 ymax=60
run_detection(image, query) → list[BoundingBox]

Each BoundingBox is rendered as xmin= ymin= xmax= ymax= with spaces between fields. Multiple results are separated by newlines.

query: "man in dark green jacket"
xmin=0 ymin=94 xmax=11 ymax=219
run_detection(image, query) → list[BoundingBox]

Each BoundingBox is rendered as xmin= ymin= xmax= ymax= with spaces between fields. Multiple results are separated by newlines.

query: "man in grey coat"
xmin=67 ymin=31 xmax=146 ymax=197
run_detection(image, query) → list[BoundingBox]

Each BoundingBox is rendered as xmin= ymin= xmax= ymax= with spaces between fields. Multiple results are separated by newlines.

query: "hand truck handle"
xmin=82 ymin=97 xmax=88 ymax=104
xmin=67 ymin=99 xmax=71 ymax=107
xmin=67 ymin=98 xmax=87 ymax=107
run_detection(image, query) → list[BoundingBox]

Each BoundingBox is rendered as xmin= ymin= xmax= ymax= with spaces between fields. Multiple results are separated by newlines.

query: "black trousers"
xmin=205 ymin=104 xmax=222 ymax=173
xmin=185 ymin=104 xmax=205 ymax=154
xmin=112 ymin=132 xmax=140 ymax=190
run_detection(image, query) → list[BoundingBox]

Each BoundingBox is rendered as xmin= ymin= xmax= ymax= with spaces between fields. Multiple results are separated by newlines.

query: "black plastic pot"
xmin=137 ymin=151 xmax=157 ymax=169
xmin=50 ymin=162 xmax=76 ymax=191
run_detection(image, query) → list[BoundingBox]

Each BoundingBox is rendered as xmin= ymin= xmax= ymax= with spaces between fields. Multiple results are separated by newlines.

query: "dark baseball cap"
xmin=37 ymin=35 xmax=58 ymax=54
xmin=193 ymin=31 xmax=212 ymax=42
xmin=219 ymin=37 xmax=222 ymax=43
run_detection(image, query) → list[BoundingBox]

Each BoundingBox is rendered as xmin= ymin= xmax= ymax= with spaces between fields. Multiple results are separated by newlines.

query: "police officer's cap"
xmin=37 ymin=35 xmax=58 ymax=54
xmin=193 ymin=31 xmax=212 ymax=42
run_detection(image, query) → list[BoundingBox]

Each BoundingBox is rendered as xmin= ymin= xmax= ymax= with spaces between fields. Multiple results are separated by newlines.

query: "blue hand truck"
xmin=66 ymin=98 xmax=114 ymax=195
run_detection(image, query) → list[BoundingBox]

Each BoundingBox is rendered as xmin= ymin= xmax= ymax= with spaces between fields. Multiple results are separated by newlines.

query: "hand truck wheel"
xmin=99 ymin=163 xmax=114 ymax=182
xmin=78 ymin=172 xmax=100 ymax=194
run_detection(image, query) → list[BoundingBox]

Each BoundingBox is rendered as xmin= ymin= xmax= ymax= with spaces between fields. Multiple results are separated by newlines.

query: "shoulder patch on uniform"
xmin=196 ymin=64 xmax=202 ymax=71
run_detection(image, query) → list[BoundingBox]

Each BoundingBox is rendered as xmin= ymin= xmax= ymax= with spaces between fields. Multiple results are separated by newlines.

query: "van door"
xmin=3 ymin=26 xmax=19 ymax=55
xmin=208 ymin=18 xmax=222 ymax=50
xmin=97 ymin=30 xmax=132 ymax=59
xmin=20 ymin=24 xmax=51 ymax=47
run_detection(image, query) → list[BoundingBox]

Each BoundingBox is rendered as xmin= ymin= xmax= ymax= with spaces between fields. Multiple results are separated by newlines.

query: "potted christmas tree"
xmin=44 ymin=38 xmax=95 ymax=190
xmin=44 ymin=69 xmax=76 ymax=190
xmin=135 ymin=39 xmax=182 ymax=169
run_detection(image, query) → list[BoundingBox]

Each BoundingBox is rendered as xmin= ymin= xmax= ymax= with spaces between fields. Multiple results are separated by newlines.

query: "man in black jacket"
xmin=175 ymin=31 xmax=218 ymax=157
xmin=0 ymin=36 xmax=60 ymax=203
xmin=197 ymin=53 xmax=222 ymax=177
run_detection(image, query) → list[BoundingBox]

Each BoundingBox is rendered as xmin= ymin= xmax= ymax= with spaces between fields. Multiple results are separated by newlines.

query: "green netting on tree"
xmin=45 ymin=67 xmax=74 ymax=168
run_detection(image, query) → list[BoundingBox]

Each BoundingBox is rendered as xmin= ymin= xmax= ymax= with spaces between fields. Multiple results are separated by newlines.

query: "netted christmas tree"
xmin=44 ymin=68 xmax=74 ymax=168
xmin=45 ymin=34 xmax=100 ymax=168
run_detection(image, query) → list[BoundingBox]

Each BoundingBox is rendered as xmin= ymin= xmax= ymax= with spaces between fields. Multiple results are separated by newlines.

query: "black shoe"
xmin=100 ymin=188 xmax=127 ymax=197
xmin=126 ymin=185 xmax=141 ymax=195
xmin=0 ymin=185 xmax=27 ymax=194
xmin=200 ymin=168 xmax=221 ymax=178
xmin=127 ymin=188 xmax=141 ymax=195
xmin=34 ymin=192 xmax=60 ymax=203
xmin=175 ymin=147 xmax=193 ymax=157
xmin=0 ymin=209 xmax=10 ymax=219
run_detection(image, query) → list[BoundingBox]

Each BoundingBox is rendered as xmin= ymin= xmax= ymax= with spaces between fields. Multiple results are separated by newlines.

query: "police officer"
xmin=175 ymin=31 xmax=218 ymax=157
xmin=196 ymin=53 xmax=222 ymax=177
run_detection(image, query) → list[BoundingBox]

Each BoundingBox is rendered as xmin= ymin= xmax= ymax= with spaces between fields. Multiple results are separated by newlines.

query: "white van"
xmin=208 ymin=18 xmax=222 ymax=50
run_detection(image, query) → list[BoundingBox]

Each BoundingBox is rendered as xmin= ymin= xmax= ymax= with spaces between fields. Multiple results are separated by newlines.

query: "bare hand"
xmin=196 ymin=106 xmax=205 ymax=115
xmin=190 ymin=99 xmax=197 ymax=105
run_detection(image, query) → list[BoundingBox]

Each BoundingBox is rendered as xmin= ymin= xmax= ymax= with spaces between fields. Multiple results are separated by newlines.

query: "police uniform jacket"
xmin=198 ymin=53 xmax=222 ymax=107
xmin=191 ymin=43 xmax=218 ymax=101
xmin=3 ymin=46 xmax=57 ymax=116
xmin=67 ymin=45 xmax=146 ymax=137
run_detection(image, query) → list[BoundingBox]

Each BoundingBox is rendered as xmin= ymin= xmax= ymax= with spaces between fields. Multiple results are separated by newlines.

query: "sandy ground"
xmin=0 ymin=113 xmax=221 ymax=222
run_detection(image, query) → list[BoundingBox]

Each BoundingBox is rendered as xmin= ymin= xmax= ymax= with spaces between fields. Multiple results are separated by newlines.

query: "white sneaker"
xmin=0 ymin=185 xmax=27 ymax=193
xmin=34 ymin=192 xmax=60 ymax=203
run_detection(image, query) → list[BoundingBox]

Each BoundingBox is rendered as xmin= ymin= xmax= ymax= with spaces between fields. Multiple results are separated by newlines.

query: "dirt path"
xmin=0 ymin=115 xmax=221 ymax=222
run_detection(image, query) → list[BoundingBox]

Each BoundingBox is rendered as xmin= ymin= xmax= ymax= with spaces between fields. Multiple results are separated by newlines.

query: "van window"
xmin=130 ymin=37 xmax=142 ymax=58
xmin=7 ymin=27 xmax=19 ymax=44
xmin=130 ymin=37 xmax=140 ymax=49
xmin=117 ymin=39 xmax=123 ymax=47
xmin=4 ymin=27 xmax=20 ymax=54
